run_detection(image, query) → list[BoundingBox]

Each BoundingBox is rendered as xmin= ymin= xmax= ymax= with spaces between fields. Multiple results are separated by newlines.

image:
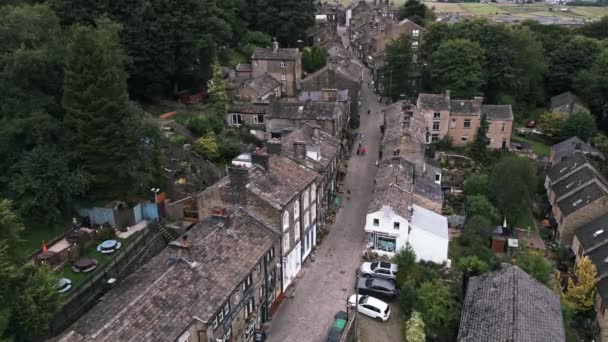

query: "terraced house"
xmin=57 ymin=209 xmax=280 ymax=342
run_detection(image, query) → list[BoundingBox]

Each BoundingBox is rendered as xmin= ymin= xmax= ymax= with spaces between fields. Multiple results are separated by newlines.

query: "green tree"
xmin=194 ymin=133 xmax=220 ymax=160
xmin=560 ymin=111 xmax=597 ymax=142
xmin=404 ymin=310 xmax=426 ymax=342
xmin=465 ymin=195 xmax=498 ymax=224
xmin=11 ymin=265 xmax=62 ymax=341
xmin=399 ymin=0 xmax=432 ymax=26
xmin=469 ymin=113 xmax=489 ymax=162
xmin=516 ymin=251 xmax=553 ymax=286
xmin=393 ymin=244 xmax=417 ymax=288
xmin=253 ymin=0 xmax=315 ymax=46
xmin=430 ymin=39 xmax=485 ymax=98
xmin=463 ymin=215 xmax=493 ymax=241
xmin=577 ymin=16 xmax=608 ymax=40
xmin=0 ymin=199 xmax=24 ymax=245
xmin=547 ymin=35 xmax=601 ymax=95
xmin=384 ymin=34 xmax=414 ymax=100
xmin=417 ymin=280 xmax=457 ymax=338
xmin=575 ymin=48 xmax=608 ymax=131
xmin=558 ymin=256 xmax=597 ymax=314
xmin=9 ymin=146 xmax=88 ymax=223
xmin=463 ymin=174 xmax=489 ymax=197
xmin=490 ymin=156 xmax=537 ymax=224
xmin=0 ymin=241 xmax=21 ymax=337
xmin=399 ymin=280 xmax=417 ymax=320
xmin=302 ymin=47 xmax=314 ymax=73
xmin=457 ymin=255 xmax=489 ymax=278
xmin=537 ymin=112 xmax=564 ymax=138
xmin=62 ymin=19 xmax=151 ymax=200
xmin=311 ymin=47 xmax=326 ymax=71
xmin=208 ymin=61 xmax=228 ymax=115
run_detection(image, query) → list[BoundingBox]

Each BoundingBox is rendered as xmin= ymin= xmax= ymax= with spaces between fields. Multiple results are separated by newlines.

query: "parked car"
xmin=348 ymin=294 xmax=391 ymax=321
xmin=359 ymin=261 xmax=398 ymax=281
xmin=356 ymin=277 xmax=397 ymax=300
xmin=326 ymin=311 xmax=348 ymax=342
xmin=57 ymin=278 xmax=72 ymax=294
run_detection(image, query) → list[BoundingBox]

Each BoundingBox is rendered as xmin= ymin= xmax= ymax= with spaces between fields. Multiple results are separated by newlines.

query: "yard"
xmin=511 ymin=135 xmax=551 ymax=157
xmin=17 ymin=217 xmax=73 ymax=259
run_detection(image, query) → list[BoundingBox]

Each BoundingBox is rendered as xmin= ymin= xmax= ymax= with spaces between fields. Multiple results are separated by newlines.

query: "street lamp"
xmin=151 ymin=188 xmax=160 ymax=222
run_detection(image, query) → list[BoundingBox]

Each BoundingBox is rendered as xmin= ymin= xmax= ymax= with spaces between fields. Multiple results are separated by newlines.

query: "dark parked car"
xmin=326 ymin=311 xmax=348 ymax=342
xmin=356 ymin=277 xmax=397 ymax=300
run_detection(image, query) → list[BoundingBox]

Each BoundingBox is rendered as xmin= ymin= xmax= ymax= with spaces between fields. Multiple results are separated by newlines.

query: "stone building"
xmin=196 ymin=151 xmax=320 ymax=304
xmin=251 ymin=41 xmax=302 ymax=98
xmin=56 ymin=209 xmax=280 ymax=342
xmin=550 ymin=91 xmax=590 ymax=119
xmin=416 ymin=91 xmax=514 ymax=149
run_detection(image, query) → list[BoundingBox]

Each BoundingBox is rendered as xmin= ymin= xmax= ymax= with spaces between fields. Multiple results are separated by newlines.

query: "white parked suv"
xmin=348 ymin=294 xmax=391 ymax=321
xmin=359 ymin=261 xmax=398 ymax=281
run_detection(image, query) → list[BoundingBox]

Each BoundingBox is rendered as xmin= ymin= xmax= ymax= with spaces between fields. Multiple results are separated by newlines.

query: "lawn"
xmin=17 ymin=217 xmax=72 ymax=259
xmin=511 ymin=135 xmax=551 ymax=157
xmin=460 ymin=3 xmax=508 ymax=15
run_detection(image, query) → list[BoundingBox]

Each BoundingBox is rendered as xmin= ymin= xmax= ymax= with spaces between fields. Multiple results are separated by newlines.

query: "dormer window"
xmin=373 ymin=218 xmax=380 ymax=226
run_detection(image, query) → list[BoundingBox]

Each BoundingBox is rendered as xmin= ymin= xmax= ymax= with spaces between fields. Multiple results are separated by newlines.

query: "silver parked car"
xmin=359 ymin=261 xmax=398 ymax=281
xmin=356 ymin=277 xmax=397 ymax=300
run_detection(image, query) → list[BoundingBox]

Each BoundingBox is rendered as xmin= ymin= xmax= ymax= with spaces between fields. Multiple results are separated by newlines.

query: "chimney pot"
xmin=272 ymin=38 xmax=279 ymax=53
xmin=294 ymin=141 xmax=307 ymax=160
xmin=252 ymin=149 xmax=270 ymax=170
xmin=228 ymin=165 xmax=249 ymax=205
xmin=445 ymin=90 xmax=451 ymax=100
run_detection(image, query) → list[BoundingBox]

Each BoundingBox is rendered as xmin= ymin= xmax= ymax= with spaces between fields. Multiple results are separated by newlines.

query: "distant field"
xmin=460 ymin=3 xmax=509 ymax=15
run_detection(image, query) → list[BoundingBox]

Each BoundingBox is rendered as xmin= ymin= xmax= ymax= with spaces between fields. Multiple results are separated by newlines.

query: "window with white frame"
xmin=394 ymin=222 xmax=400 ymax=230
xmin=311 ymin=183 xmax=316 ymax=201
xmin=432 ymin=121 xmax=440 ymax=131
xmin=230 ymin=114 xmax=243 ymax=126
xmin=303 ymin=211 xmax=309 ymax=229
xmin=212 ymin=317 xmax=218 ymax=330
xmin=412 ymin=29 xmax=419 ymax=38
xmin=303 ymin=189 xmax=310 ymax=210
xmin=450 ymin=118 xmax=456 ymax=128
xmin=433 ymin=112 xmax=440 ymax=119
xmin=178 ymin=331 xmax=190 ymax=342
xmin=461 ymin=136 xmax=468 ymax=142
xmin=282 ymin=211 xmax=289 ymax=231
xmin=280 ymin=61 xmax=285 ymax=68
xmin=294 ymin=200 xmax=300 ymax=221
xmin=281 ymin=74 xmax=286 ymax=81
xmin=432 ymin=134 xmax=439 ymax=142
xmin=259 ymin=286 xmax=264 ymax=300
xmin=501 ymin=123 xmax=506 ymax=132
xmin=283 ymin=233 xmax=290 ymax=251
xmin=294 ymin=221 xmax=300 ymax=241
xmin=244 ymin=297 xmax=255 ymax=319
xmin=242 ymin=273 xmax=253 ymax=292
xmin=464 ymin=119 xmax=471 ymax=128
xmin=411 ymin=41 xmax=418 ymax=49
xmin=253 ymin=114 xmax=264 ymax=124
xmin=311 ymin=203 xmax=316 ymax=222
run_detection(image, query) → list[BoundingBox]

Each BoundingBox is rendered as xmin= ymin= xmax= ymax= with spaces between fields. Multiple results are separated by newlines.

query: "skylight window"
xmin=593 ymin=229 xmax=604 ymax=237
xmin=572 ymin=199 xmax=583 ymax=206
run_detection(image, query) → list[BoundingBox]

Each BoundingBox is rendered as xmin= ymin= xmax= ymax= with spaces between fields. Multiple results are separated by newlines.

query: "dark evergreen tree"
xmin=254 ymin=0 xmax=315 ymax=46
xmin=384 ymin=34 xmax=414 ymax=100
xmin=469 ymin=112 xmax=489 ymax=162
xmin=62 ymin=19 xmax=151 ymax=200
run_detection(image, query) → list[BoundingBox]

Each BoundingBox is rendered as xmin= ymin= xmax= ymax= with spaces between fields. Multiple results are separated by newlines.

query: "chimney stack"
xmin=294 ymin=141 xmax=307 ymax=160
xmin=252 ymin=148 xmax=270 ymax=170
xmin=321 ymin=88 xmax=338 ymax=102
xmin=445 ymin=90 xmax=451 ymax=100
xmin=267 ymin=139 xmax=282 ymax=155
xmin=328 ymin=68 xmax=335 ymax=87
xmin=211 ymin=207 xmax=231 ymax=228
xmin=313 ymin=126 xmax=320 ymax=139
xmin=272 ymin=38 xmax=279 ymax=53
xmin=228 ymin=165 xmax=249 ymax=205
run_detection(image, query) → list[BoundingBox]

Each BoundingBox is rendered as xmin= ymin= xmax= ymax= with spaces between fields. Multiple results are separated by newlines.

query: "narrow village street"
xmin=266 ymin=40 xmax=392 ymax=341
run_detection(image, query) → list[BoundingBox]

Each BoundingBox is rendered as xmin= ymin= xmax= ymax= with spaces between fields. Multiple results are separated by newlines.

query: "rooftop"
xmin=57 ymin=209 xmax=279 ymax=342
xmin=368 ymin=158 xmax=414 ymax=220
xmin=551 ymin=136 xmax=604 ymax=164
xmin=251 ymin=47 xmax=299 ymax=61
xmin=298 ymin=89 xmax=349 ymax=103
xmin=417 ymin=93 xmax=449 ymax=111
xmin=235 ymin=63 xmax=252 ymax=72
xmin=482 ymin=104 xmax=513 ymax=121
xmin=280 ymin=123 xmax=340 ymax=172
xmin=266 ymin=100 xmax=343 ymax=121
xmin=228 ymin=102 xmax=268 ymax=115
xmin=556 ymin=181 xmax=607 ymax=217
xmin=450 ymin=98 xmax=482 ymax=116
xmin=550 ymin=91 xmax=583 ymax=110
xmin=551 ymin=165 xmax=602 ymax=200
xmin=241 ymin=73 xmax=280 ymax=97
xmin=587 ymin=243 xmax=608 ymax=279
xmin=546 ymin=151 xmax=590 ymax=182
xmin=574 ymin=213 xmax=608 ymax=253
xmin=458 ymin=266 xmax=564 ymax=342
xmin=410 ymin=204 xmax=448 ymax=239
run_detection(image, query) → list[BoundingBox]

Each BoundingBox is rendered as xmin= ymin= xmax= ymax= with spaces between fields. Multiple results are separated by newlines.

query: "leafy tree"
xmin=194 ymin=133 xmax=220 ymax=160
xmin=430 ymin=39 xmax=485 ymax=98
xmin=560 ymin=111 xmax=597 ymax=141
xmin=399 ymin=0 xmax=432 ymax=26
xmin=11 ymin=265 xmax=62 ymax=341
xmin=463 ymin=215 xmax=493 ymax=241
xmin=218 ymin=133 xmax=243 ymax=162
xmin=0 ymin=200 xmax=24 ymax=245
xmin=208 ymin=61 xmax=228 ymax=115
xmin=187 ymin=114 xmax=224 ymax=136
xmin=574 ymin=48 xmax=608 ymax=131
xmin=593 ymin=133 xmax=608 ymax=157
xmin=576 ymin=16 xmax=608 ymax=40
xmin=399 ymin=280 xmax=417 ymax=319
xmin=490 ymin=156 xmax=537 ymax=224
xmin=457 ymin=255 xmax=489 ymax=278
xmin=404 ymin=310 xmax=426 ymax=342
xmin=311 ymin=47 xmax=326 ymax=71
xmin=302 ymin=48 xmax=314 ymax=73
xmin=417 ymin=280 xmax=457 ymax=338
xmin=253 ymin=0 xmax=315 ymax=46
xmin=469 ymin=113 xmax=489 ymax=162
xmin=0 ymin=241 xmax=21 ymax=337
xmin=463 ymin=174 xmax=489 ymax=197
xmin=559 ymin=256 xmax=597 ymax=314
xmin=384 ymin=34 xmax=414 ymax=100
xmin=537 ymin=112 xmax=563 ymax=138
xmin=547 ymin=35 xmax=601 ymax=95
xmin=393 ymin=244 xmax=417 ymax=288
xmin=465 ymin=195 xmax=498 ymax=224
xmin=9 ymin=146 xmax=88 ymax=223
xmin=516 ymin=251 xmax=553 ymax=286
xmin=62 ymin=19 xmax=152 ymax=200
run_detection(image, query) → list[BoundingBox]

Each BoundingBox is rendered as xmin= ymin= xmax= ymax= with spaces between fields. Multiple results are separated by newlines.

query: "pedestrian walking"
xmin=358 ymin=141 xmax=362 ymax=149
xmin=361 ymin=146 xmax=366 ymax=155
xmin=356 ymin=147 xmax=361 ymax=155
xmin=347 ymin=189 xmax=351 ymax=199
